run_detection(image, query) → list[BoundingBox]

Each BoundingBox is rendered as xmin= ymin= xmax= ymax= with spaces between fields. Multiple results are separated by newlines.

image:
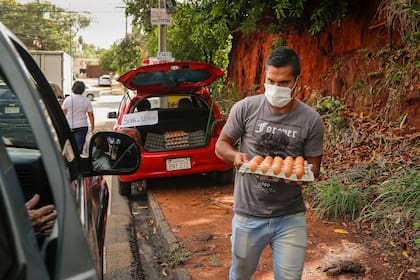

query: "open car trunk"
xmin=126 ymin=95 xmax=214 ymax=152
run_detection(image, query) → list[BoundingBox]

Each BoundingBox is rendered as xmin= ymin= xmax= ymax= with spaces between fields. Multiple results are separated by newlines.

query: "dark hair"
xmin=266 ymin=47 xmax=301 ymax=79
xmin=72 ymin=81 xmax=85 ymax=95
xmin=136 ymin=99 xmax=151 ymax=111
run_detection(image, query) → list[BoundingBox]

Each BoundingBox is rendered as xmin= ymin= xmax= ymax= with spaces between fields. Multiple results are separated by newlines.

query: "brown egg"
xmin=294 ymin=156 xmax=305 ymax=179
xmin=248 ymin=155 xmax=264 ymax=173
xmin=260 ymin=163 xmax=270 ymax=174
xmin=249 ymin=161 xmax=259 ymax=172
xmin=271 ymin=156 xmax=283 ymax=175
xmin=295 ymin=166 xmax=305 ymax=179
xmin=284 ymin=156 xmax=294 ymax=178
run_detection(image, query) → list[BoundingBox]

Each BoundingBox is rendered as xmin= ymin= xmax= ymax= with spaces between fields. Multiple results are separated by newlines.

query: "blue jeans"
xmin=230 ymin=212 xmax=307 ymax=280
xmin=72 ymin=126 xmax=88 ymax=154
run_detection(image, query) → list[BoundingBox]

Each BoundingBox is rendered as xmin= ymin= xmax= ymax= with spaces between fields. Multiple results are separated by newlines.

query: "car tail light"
xmin=211 ymin=119 xmax=226 ymax=137
xmin=119 ymin=128 xmax=141 ymax=144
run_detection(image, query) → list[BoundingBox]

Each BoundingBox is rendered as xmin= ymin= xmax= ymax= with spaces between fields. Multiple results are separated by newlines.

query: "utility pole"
xmin=158 ymin=0 xmax=167 ymax=52
xmin=116 ymin=6 xmax=128 ymax=37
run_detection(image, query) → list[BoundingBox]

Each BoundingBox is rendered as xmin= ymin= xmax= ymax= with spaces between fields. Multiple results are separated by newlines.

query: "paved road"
xmin=92 ymin=93 xmax=122 ymax=131
xmin=81 ymin=85 xmax=134 ymax=278
xmin=89 ymin=86 xmax=190 ymax=279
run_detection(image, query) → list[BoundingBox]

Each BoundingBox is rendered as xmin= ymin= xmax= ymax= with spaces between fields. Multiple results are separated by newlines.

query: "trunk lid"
xmin=118 ymin=61 xmax=224 ymax=95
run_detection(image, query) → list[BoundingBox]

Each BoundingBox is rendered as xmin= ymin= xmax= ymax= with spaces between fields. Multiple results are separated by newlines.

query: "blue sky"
xmin=18 ymin=0 xmax=132 ymax=49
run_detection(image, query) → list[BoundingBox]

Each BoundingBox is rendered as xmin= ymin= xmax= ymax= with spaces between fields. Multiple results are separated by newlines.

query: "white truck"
xmin=30 ymin=50 xmax=73 ymax=97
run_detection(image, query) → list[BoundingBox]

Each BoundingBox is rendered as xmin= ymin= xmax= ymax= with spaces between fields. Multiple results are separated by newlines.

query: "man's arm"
xmin=305 ymin=155 xmax=322 ymax=179
xmin=215 ymin=132 xmax=248 ymax=169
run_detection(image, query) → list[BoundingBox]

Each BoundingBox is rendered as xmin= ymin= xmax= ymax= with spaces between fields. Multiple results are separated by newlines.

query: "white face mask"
xmin=264 ymin=83 xmax=293 ymax=108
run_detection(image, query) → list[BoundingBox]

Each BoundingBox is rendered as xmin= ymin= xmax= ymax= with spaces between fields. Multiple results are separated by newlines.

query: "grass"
xmin=305 ymin=166 xmax=420 ymax=249
xmin=307 ymin=176 xmax=370 ymax=220
xmin=169 ymin=247 xmax=190 ymax=265
xmin=208 ymin=255 xmax=222 ymax=267
xmin=357 ymin=168 xmax=420 ymax=244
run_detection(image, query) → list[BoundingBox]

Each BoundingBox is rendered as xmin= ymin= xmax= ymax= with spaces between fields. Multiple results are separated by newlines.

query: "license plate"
xmin=166 ymin=157 xmax=191 ymax=171
xmin=5 ymin=106 xmax=19 ymax=114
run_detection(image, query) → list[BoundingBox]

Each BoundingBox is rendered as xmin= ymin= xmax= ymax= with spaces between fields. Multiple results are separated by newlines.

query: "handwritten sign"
xmin=121 ymin=111 xmax=158 ymax=127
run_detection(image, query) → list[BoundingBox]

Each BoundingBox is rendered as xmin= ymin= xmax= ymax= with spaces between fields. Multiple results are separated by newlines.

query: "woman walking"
xmin=62 ymin=81 xmax=95 ymax=154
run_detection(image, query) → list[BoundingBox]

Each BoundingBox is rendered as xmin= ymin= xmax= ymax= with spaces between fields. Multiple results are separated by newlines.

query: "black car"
xmin=0 ymin=22 xmax=140 ymax=279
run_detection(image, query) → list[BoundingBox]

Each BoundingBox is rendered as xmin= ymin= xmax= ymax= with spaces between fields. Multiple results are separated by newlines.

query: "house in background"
xmin=73 ymin=57 xmax=107 ymax=78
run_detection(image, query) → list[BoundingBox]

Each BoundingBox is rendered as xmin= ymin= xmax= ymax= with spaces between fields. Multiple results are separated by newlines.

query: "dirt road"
xmin=148 ymin=174 xmax=419 ymax=280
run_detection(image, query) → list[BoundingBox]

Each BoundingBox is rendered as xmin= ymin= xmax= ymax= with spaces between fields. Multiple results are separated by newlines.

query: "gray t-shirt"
xmin=223 ymin=94 xmax=324 ymax=217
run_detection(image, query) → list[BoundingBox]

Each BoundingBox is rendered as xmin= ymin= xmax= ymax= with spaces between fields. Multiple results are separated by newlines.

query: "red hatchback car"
xmin=109 ymin=61 xmax=233 ymax=195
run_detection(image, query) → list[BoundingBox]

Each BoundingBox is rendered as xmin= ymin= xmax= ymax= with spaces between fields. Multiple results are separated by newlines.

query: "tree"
xmin=0 ymin=0 xmax=91 ymax=53
xmin=99 ymin=46 xmax=117 ymax=73
xmin=124 ymin=0 xmax=157 ymax=34
xmin=99 ymin=33 xmax=146 ymax=75
xmin=168 ymin=1 xmax=232 ymax=66
xmin=124 ymin=0 xmax=232 ymax=69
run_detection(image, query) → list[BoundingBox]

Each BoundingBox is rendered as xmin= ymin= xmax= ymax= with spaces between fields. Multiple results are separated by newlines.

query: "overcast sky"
xmin=18 ymin=0 xmax=132 ymax=49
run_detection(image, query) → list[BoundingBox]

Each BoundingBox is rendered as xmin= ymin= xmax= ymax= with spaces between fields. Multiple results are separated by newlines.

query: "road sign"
xmin=158 ymin=51 xmax=173 ymax=61
xmin=151 ymin=8 xmax=172 ymax=25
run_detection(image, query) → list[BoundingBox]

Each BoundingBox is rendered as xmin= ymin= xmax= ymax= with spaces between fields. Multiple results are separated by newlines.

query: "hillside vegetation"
xmin=212 ymin=0 xmax=419 ymax=265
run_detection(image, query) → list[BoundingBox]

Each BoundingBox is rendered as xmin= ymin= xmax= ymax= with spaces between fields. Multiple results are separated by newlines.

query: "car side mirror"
xmin=88 ymin=131 xmax=140 ymax=175
xmin=107 ymin=111 xmax=117 ymax=119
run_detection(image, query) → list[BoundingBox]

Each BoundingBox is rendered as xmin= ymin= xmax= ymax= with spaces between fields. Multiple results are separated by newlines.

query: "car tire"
xmin=211 ymin=169 xmax=234 ymax=185
xmin=87 ymin=94 xmax=94 ymax=101
xmin=118 ymin=180 xmax=131 ymax=196
xmin=137 ymin=179 xmax=148 ymax=197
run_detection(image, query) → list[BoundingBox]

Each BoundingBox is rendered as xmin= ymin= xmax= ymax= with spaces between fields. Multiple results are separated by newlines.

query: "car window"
xmin=0 ymin=70 xmax=60 ymax=261
xmin=117 ymin=93 xmax=129 ymax=116
xmin=133 ymin=95 xmax=209 ymax=112
xmin=0 ymin=76 xmax=37 ymax=148
xmin=131 ymin=69 xmax=211 ymax=87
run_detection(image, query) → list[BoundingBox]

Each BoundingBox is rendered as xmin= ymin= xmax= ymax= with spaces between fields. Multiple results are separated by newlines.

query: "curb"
xmin=104 ymin=176 xmax=132 ymax=279
xmin=147 ymin=191 xmax=191 ymax=280
xmin=104 ymin=175 xmax=191 ymax=279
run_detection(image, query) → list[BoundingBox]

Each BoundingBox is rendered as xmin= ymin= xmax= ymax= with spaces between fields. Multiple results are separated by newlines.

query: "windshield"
xmin=0 ymin=75 xmax=36 ymax=148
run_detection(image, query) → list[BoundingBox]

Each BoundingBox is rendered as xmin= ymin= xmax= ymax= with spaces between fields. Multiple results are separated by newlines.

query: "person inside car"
xmin=178 ymin=98 xmax=193 ymax=109
xmin=25 ymin=194 xmax=57 ymax=238
xmin=135 ymin=99 xmax=151 ymax=112
xmin=91 ymin=135 xmax=112 ymax=171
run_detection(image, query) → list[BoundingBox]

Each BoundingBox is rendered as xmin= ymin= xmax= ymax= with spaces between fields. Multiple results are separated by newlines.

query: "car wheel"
xmin=118 ymin=180 xmax=131 ymax=196
xmin=132 ymin=180 xmax=147 ymax=198
xmin=211 ymin=169 xmax=234 ymax=185
xmin=87 ymin=94 xmax=94 ymax=101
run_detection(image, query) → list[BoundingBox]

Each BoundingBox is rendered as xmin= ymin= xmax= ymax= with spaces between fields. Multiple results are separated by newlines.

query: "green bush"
xmin=357 ymin=168 xmax=419 ymax=244
xmin=308 ymin=177 xmax=370 ymax=220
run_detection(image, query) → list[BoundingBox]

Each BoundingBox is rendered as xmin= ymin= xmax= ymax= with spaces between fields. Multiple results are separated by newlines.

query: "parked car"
xmin=0 ymin=22 xmax=140 ymax=279
xmin=84 ymin=84 xmax=101 ymax=101
xmin=108 ymin=61 xmax=233 ymax=196
xmin=98 ymin=74 xmax=111 ymax=86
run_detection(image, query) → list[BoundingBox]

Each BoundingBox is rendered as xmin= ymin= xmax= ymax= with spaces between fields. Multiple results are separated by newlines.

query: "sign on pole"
xmin=158 ymin=51 xmax=173 ymax=61
xmin=151 ymin=8 xmax=172 ymax=25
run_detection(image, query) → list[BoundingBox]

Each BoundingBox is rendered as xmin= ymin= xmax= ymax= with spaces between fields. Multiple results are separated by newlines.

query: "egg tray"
xmin=238 ymin=161 xmax=315 ymax=184
xmin=164 ymin=130 xmax=188 ymax=140
xmin=144 ymin=130 xmax=206 ymax=151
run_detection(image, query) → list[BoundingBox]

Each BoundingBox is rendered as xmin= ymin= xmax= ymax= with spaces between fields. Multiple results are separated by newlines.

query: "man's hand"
xmin=25 ymin=194 xmax=57 ymax=237
xmin=233 ymin=152 xmax=249 ymax=170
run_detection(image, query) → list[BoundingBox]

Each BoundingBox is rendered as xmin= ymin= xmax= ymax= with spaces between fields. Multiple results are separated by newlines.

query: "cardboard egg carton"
xmin=238 ymin=160 xmax=314 ymax=184
xmin=164 ymin=130 xmax=188 ymax=141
